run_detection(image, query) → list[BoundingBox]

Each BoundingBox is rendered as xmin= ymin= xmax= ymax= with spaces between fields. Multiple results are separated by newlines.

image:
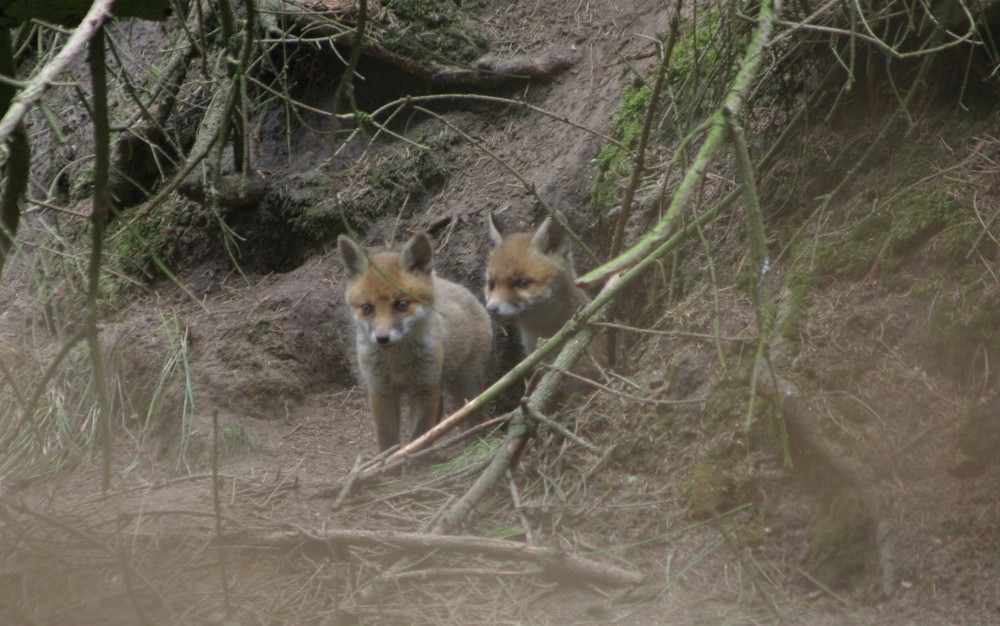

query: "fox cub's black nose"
xmin=376 ymin=334 xmax=391 ymax=345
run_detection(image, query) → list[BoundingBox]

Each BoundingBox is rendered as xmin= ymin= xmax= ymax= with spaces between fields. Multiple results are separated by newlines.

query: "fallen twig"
xmin=256 ymin=526 xmax=644 ymax=588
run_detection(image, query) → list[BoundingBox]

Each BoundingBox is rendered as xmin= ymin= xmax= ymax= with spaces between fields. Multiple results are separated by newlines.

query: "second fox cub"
xmin=338 ymin=232 xmax=492 ymax=452
xmin=485 ymin=212 xmax=608 ymax=368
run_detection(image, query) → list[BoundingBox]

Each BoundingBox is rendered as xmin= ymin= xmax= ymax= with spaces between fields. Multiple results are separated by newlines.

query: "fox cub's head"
xmin=485 ymin=212 xmax=574 ymax=319
xmin=337 ymin=232 xmax=435 ymax=347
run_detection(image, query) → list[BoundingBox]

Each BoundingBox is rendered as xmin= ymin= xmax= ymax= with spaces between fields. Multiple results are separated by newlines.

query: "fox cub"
xmin=338 ymin=232 xmax=492 ymax=452
xmin=485 ymin=212 xmax=608 ymax=370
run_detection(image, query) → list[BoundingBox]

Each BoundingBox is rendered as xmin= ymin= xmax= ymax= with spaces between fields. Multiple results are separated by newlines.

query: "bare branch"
xmin=0 ymin=0 xmax=117 ymax=146
xmin=258 ymin=526 xmax=645 ymax=587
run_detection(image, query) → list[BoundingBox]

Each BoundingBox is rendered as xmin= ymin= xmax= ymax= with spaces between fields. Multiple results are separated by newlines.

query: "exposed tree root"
xmin=263 ymin=0 xmax=578 ymax=88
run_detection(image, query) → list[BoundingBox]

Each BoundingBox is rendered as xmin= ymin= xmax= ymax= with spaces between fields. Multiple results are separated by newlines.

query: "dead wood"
xmin=255 ymin=526 xmax=645 ymax=587
xmin=264 ymin=0 xmax=577 ymax=87
xmin=177 ymin=171 xmax=269 ymax=213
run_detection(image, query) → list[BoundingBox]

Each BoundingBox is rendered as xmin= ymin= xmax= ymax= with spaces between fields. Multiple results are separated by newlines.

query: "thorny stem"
xmin=217 ymin=0 xmax=245 ymax=172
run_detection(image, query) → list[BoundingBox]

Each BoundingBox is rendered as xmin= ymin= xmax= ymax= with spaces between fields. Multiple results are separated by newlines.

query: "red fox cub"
xmin=485 ymin=212 xmax=608 ymax=370
xmin=338 ymin=232 xmax=492 ymax=452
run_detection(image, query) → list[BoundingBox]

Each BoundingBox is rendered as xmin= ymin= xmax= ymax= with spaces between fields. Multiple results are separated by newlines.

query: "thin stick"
xmin=331 ymin=455 xmax=365 ymax=509
xmin=211 ymin=411 xmax=233 ymax=617
xmin=523 ymin=403 xmax=600 ymax=454
xmin=507 ymin=471 xmax=534 ymax=545
xmin=332 ymin=0 xmax=366 ymax=113
xmin=260 ymin=525 xmax=644 ymax=587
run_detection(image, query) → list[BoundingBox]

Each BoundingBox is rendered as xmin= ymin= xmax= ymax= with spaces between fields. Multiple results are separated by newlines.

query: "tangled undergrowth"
xmin=3 ymin=0 xmax=1000 ymax=624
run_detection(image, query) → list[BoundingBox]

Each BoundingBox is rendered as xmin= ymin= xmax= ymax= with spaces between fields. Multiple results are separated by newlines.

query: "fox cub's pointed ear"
xmin=337 ymin=235 xmax=368 ymax=278
xmin=531 ymin=213 xmax=569 ymax=257
xmin=401 ymin=232 xmax=434 ymax=275
xmin=487 ymin=212 xmax=504 ymax=246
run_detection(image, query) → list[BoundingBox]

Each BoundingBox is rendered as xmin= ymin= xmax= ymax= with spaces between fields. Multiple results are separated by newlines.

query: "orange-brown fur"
xmin=338 ymin=232 xmax=492 ymax=452
xmin=485 ymin=213 xmax=608 ymax=372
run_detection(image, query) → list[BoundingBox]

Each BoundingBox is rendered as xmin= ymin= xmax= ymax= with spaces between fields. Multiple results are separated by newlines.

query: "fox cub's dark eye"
xmin=486 ymin=279 xmax=496 ymax=290
xmin=515 ymin=278 xmax=532 ymax=289
xmin=360 ymin=303 xmax=374 ymax=315
xmin=394 ymin=300 xmax=409 ymax=312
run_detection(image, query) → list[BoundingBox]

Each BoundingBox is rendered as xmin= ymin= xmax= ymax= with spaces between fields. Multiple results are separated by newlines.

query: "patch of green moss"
xmin=671 ymin=5 xmax=728 ymax=79
xmin=704 ymin=371 xmax=751 ymax=426
xmin=813 ymin=210 xmax=891 ymax=285
xmin=808 ymin=125 xmax=996 ymax=290
xmin=806 ymin=489 xmax=878 ymax=590
xmin=219 ymin=421 xmax=255 ymax=456
xmin=668 ymin=5 xmax=747 ymax=122
xmin=367 ymin=146 xmax=447 ymax=205
xmin=886 ymin=187 xmax=958 ymax=255
xmin=590 ymin=6 xmax=748 ymax=213
xmin=106 ymin=204 xmax=186 ymax=292
xmin=591 ymin=83 xmax=651 ymax=212
xmin=814 ymin=240 xmax=877 ymax=285
xmin=919 ymin=290 xmax=1000 ymax=379
xmin=780 ymin=269 xmax=813 ymax=345
xmin=381 ymin=0 xmax=489 ymax=64
xmin=686 ymin=456 xmax=736 ymax=518
xmin=685 ymin=438 xmax=759 ymax=519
